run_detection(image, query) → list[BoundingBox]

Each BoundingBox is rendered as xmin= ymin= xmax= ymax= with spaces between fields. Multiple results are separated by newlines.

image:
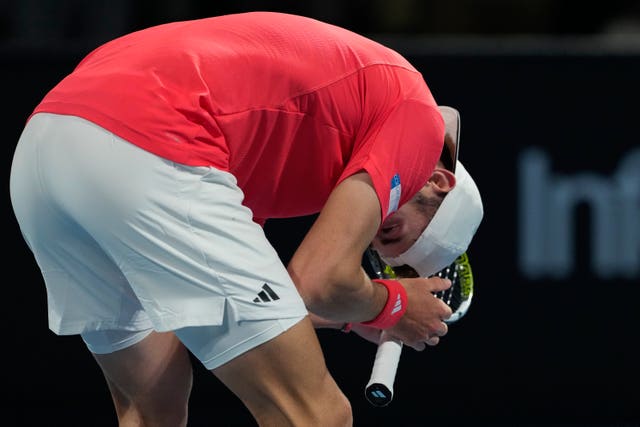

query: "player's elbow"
xmin=292 ymin=262 xmax=365 ymax=320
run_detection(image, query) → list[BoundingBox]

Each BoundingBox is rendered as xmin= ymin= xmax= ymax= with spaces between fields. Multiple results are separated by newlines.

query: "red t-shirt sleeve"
xmin=338 ymin=99 xmax=444 ymax=223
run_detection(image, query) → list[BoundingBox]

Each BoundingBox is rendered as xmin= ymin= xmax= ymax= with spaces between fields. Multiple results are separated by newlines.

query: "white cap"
xmin=379 ymin=106 xmax=483 ymax=277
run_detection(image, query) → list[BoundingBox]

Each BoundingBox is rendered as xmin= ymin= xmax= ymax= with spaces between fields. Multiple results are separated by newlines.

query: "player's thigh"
xmin=212 ymin=316 xmax=352 ymax=426
xmin=90 ymin=330 xmax=193 ymax=418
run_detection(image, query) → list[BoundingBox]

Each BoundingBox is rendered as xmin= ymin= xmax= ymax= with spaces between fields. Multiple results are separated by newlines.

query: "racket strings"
xmin=366 ymin=249 xmax=472 ymax=320
xmin=432 ymin=264 xmax=465 ymax=314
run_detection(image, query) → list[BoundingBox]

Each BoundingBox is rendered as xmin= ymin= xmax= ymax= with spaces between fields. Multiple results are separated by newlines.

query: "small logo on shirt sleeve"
xmin=387 ymin=174 xmax=401 ymax=215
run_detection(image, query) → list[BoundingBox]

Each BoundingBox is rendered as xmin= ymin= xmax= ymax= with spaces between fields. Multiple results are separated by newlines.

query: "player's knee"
xmin=313 ymin=373 xmax=352 ymax=426
xmin=141 ymin=384 xmax=191 ymax=426
xmin=251 ymin=386 xmax=352 ymax=427
xmin=307 ymin=386 xmax=352 ymax=427
xmin=115 ymin=401 xmax=189 ymax=427
xmin=107 ymin=372 xmax=192 ymax=427
xmin=330 ymin=391 xmax=353 ymax=427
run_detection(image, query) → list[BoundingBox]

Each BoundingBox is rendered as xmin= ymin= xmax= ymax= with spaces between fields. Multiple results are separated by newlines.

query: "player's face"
xmin=371 ymin=185 xmax=441 ymax=257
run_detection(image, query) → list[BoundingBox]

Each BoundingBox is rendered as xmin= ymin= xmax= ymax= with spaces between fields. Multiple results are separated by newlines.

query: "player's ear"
xmin=427 ymin=167 xmax=456 ymax=195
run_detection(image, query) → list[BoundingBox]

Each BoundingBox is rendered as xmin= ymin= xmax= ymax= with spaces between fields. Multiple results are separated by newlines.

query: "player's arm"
xmin=288 ymin=172 xmax=387 ymax=324
xmin=287 ymin=172 xmax=452 ymax=350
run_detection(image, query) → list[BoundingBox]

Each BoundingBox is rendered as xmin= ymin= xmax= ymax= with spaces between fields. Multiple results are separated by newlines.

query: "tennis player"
xmin=10 ymin=11 xmax=481 ymax=426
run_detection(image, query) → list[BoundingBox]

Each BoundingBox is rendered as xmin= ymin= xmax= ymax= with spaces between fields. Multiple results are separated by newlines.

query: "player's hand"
xmin=387 ymin=277 xmax=453 ymax=351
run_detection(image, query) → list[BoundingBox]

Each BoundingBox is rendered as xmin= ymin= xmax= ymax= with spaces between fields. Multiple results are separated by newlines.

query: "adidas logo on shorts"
xmin=253 ymin=283 xmax=280 ymax=303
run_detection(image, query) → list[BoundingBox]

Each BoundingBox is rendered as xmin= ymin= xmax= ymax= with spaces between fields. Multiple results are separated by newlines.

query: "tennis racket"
xmin=363 ymin=248 xmax=474 ymax=407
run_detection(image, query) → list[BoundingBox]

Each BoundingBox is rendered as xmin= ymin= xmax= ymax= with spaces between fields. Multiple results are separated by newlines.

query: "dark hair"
xmin=413 ymin=192 xmax=444 ymax=223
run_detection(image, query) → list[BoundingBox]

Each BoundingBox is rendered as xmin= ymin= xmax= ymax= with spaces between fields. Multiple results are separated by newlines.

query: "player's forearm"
xmin=287 ymin=171 xmax=386 ymax=323
xmin=291 ymin=262 xmax=388 ymax=324
xmin=308 ymin=312 xmax=342 ymax=329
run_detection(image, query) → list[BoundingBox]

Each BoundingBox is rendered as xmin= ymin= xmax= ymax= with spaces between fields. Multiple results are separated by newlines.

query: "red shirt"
xmin=32 ymin=11 xmax=444 ymax=222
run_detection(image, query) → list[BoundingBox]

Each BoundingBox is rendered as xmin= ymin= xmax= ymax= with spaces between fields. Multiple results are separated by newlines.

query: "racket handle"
xmin=364 ymin=331 xmax=403 ymax=407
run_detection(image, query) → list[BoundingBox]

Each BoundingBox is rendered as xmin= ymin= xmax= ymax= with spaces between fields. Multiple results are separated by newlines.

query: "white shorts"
xmin=80 ymin=311 xmax=302 ymax=370
xmin=10 ymin=113 xmax=308 ymax=366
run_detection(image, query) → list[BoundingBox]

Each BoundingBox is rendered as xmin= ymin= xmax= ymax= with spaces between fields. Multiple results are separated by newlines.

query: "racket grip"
xmin=364 ymin=331 xmax=403 ymax=407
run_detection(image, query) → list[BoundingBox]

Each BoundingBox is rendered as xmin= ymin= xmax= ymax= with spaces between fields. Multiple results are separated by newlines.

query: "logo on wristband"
xmin=391 ymin=293 xmax=403 ymax=316
xmin=361 ymin=279 xmax=408 ymax=329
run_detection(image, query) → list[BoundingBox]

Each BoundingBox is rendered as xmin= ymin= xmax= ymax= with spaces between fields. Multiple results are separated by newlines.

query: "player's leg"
xmin=85 ymin=330 xmax=193 ymax=427
xmin=212 ymin=316 xmax=352 ymax=427
xmin=11 ymin=112 xmax=351 ymax=425
xmin=10 ymin=114 xmax=195 ymax=425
